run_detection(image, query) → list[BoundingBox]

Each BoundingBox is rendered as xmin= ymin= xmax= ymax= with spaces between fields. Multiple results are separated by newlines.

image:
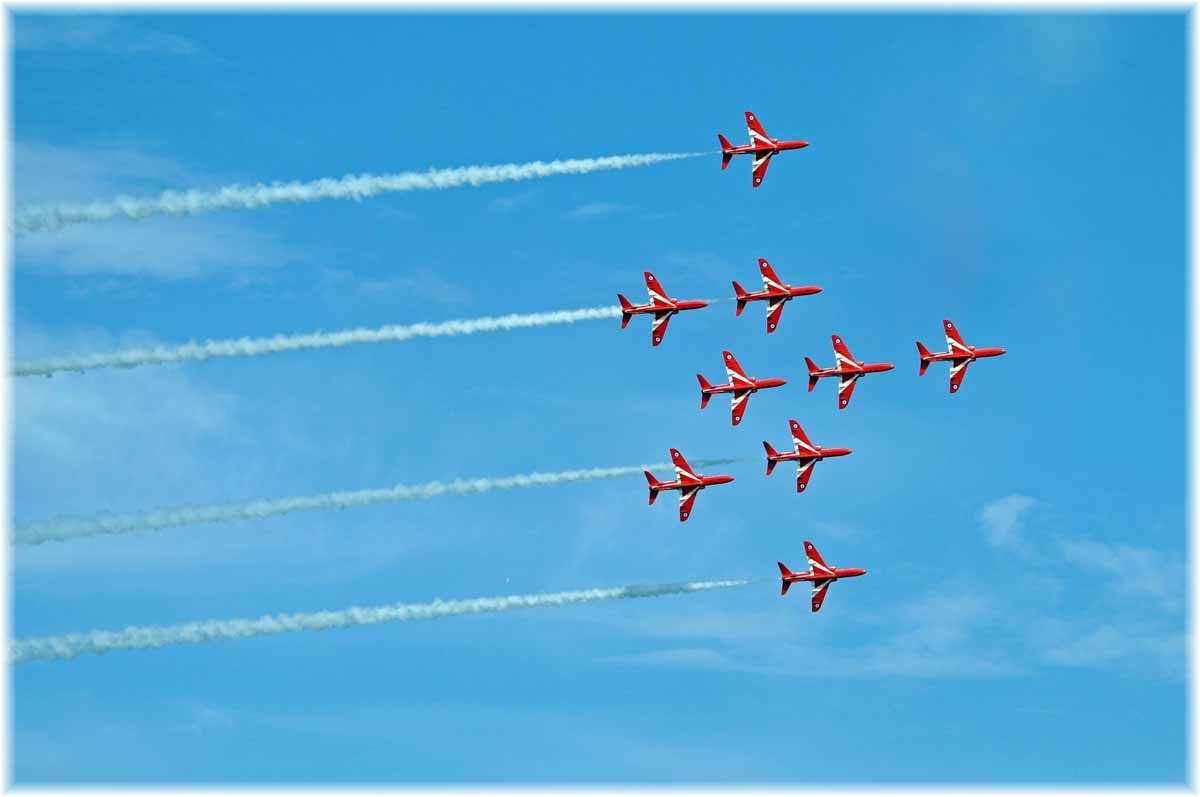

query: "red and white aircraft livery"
xmin=644 ymin=448 xmax=735 ymax=522
xmin=697 ymin=350 xmax=788 ymax=426
xmin=718 ymin=110 xmax=810 ymax=187
xmin=617 ymin=271 xmax=709 ymax=347
xmin=763 ymin=419 xmax=852 ymax=494
xmin=805 ymin=334 xmax=895 ymax=410
xmin=732 ymin=258 xmax=823 ymax=334
xmin=778 ymin=540 xmax=867 ymax=613
xmin=916 ymin=319 xmax=1007 ymax=394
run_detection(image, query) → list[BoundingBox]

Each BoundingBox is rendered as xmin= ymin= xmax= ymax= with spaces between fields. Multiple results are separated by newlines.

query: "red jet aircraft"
xmin=733 ymin=258 xmax=823 ymax=334
xmin=617 ymin=271 xmax=709 ymax=347
xmin=805 ymin=334 xmax=895 ymax=410
xmin=763 ymin=420 xmax=852 ymax=494
xmin=719 ymin=110 xmax=810 ymax=187
xmin=644 ymin=448 xmax=735 ymax=522
xmin=697 ymin=350 xmax=788 ymax=426
xmin=778 ymin=540 xmax=867 ymax=613
xmin=916 ymin=319 xmax=1007 ymax=394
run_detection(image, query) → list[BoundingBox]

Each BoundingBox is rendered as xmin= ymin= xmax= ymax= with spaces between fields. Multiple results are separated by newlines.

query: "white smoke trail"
xmin=12 ymin=305 xmax=623 ymax=377
xmin=15 ymin=459 xmax=738 ymax=545
xmin=13 ymin=152 xmax=706 ymax=234
xmin=12 ymin=578 xmax=756 ymax=663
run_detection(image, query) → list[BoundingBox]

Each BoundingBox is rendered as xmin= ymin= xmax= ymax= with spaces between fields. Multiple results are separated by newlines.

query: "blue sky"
xmin=9 ymin=10 xmax=1186 ymax=784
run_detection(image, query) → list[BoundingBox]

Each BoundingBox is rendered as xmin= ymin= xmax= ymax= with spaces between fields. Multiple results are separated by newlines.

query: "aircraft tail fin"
xmin=617 ymin=294 xmax=633 ymax=329
xmin=916 ymin=341 xmax=932 ymax=375
xmin=697 ymin=374 xmax=714 ymax=409
xmin=777 ymin=561 xmax=795 ymax=596
xmin=644 ymin=471 xmax=660 ymax=505
xmin=718 ymin=134 xmax=734 ymax=169
xmin=732 ymin=281 xmax=748 ymax=316
xmin=804 ymin=356 xmax=821 ymax=392
xmin=763 ymin=441 xmax=781 ymax=475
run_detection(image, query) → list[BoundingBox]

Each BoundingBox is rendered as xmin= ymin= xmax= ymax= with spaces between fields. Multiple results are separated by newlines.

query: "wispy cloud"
xmin=1054 ymin=536 xmax=1185 ymax=612
xmin=487 ymin=190 xmax=539 ymax=213
xmin=978 ymin=494 xmax=1037 ymax=548
xmin=567 ymin=202 xmax=624 ymax=219
xmin=16 ymin=216 xmax=297 ymax=281
xmin=598 ymin=584 xmax=1020 ymax=679
xmin=190 ymin=707 xmax=235 ymax=733
xmin=355 ymin=267 xmax=473 ymax=305
xmin=1032 ymin=618 xmax=1184 ymax=677
xmin=14 ymin=15 xmax=203 ymax=57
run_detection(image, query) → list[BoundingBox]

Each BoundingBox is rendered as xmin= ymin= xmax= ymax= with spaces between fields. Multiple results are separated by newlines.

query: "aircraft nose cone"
xmin=998 ymin=348 xmax=1007 ymax=355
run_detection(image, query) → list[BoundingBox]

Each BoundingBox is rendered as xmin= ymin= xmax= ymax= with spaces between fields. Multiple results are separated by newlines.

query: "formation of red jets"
xmin=621 ymin=111 xmax=1008 ymax=612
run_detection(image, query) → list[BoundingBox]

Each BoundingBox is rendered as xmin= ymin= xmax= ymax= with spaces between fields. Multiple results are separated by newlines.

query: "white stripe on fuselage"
xmin=809 ymin=558 xmax=834 ymax=577
xmin=835 ymin=351 xmax=860 ymax=370
xmin=947 ymin=336 xmax=972 ymax=356
xmin=793 ymin=436 xmax=819 ymax=456
xmin=762 ymin=275 xmax=787 ymax=293
xmin=749 ymin=129 xmax=775 ymax=148
xmin=648 ymin=288 xmax=673 ymax=306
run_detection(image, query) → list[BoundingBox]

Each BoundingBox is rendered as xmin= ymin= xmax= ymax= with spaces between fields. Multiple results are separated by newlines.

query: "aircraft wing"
xmin=832 ymin=334 xmax=858 ymax=369
xmin=679 ymin=485 xmax=701 ymax=522
xmin=644 ymin=271 xmax=672 ymax=307
xmin=789 ymin=420 xmax=818 ymax=454
xmin=837 ymin=373 xmax=859 ymax=409
xmin=751 ymin=151 xmax=774 ymax=188
xmin=651 ymin=310 xmax=672 ymax=347
xmin=731 ymin=389 xmax=752 ymax=426
xmin=746 ymin=111 xmax=773 ymax=146
xmin=765 ymin=296 xmax=787 ymax=333
xmin=805 ymin=540 xmax=835 ymax=576
xmin=949 ymin=358 xmax=970 ymax=393
xmin=671 ymin=448 xmax=702 ymax=484
xmin=944 ymin=319 xmax=971 ymax=356
xmin=811 ymin=578 xmax=833 ymax=612
xmin=723 ymin=351 xmax=752 ymax=386
xmin=796 ymin=458 xmax=817 ymax=493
